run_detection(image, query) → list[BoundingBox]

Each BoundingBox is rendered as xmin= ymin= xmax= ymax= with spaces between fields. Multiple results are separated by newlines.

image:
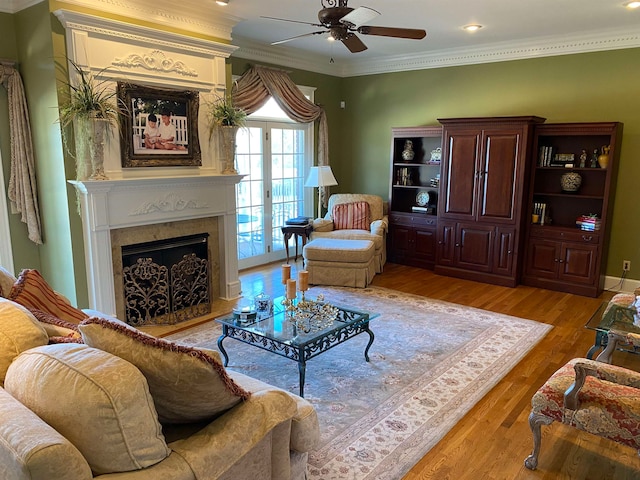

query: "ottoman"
xmin=302 ymin=238 xmax=376 ymax=288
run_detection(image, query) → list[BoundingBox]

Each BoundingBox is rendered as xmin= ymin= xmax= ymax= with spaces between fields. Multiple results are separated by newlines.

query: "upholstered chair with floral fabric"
xmin=311 ymin=193 xmax=388 ymax=273
xmin=525 ymin=357 xmax=640 ymax=470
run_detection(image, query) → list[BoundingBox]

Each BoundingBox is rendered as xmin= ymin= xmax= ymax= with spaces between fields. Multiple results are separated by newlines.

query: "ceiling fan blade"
xmin=261 ymin=16 xmax=323 ymax=28
xmin=357 ymin=26 xmax=427 ymax=40
xmin=339 ymin=6 xmax=380 ymax=28
xmin=271 ymin=30 xmax=327 ymax=46
xmin=341 ymin=33 xmax=368 ymax=53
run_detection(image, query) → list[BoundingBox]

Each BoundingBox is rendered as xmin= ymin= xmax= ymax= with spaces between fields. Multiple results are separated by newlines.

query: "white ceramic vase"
xmin=74 ymin=116 xmax=110 ymax=181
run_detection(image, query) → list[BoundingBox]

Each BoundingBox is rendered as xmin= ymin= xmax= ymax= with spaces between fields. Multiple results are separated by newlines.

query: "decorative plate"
xmin=416 ymin=191 xmax=430 ymax=206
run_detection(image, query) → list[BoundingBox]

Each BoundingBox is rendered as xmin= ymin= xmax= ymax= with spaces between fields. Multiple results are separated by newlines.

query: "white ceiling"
xmin=5 ymin=0 xmax=640 ymax=77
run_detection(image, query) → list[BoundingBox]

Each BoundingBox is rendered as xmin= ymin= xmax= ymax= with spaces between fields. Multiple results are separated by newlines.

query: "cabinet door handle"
xmin=455 ymin=243 xmax=461 ymax=247
xmin=582 ymin=235 xmax=593 ymax=242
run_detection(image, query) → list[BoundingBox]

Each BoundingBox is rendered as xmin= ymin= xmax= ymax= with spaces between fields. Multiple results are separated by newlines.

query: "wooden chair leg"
xmin=525 ymin=411 xmax=554 ymax=470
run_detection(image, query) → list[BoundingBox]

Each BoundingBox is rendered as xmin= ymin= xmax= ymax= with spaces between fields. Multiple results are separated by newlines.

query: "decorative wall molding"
xmin=130 ymin=193 xmax=209 ymax=216
xmin=113 ymin=50 xmax=198 ymax=77
xmin=232 ymin=26 xmax=640 ymax=78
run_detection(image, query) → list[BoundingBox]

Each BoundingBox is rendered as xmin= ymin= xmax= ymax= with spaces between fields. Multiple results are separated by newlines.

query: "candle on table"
xmin=298 ymin=270 xmax=309 ymax=291
xmin=286 ymin=279 xmax=297 ymax=300
xmin=281 ymin=264 xmax=291 ymax=284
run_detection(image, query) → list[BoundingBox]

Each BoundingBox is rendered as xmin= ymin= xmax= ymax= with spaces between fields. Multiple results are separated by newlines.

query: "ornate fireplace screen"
xmin=122 ymin=233 xmax=211 ymax=326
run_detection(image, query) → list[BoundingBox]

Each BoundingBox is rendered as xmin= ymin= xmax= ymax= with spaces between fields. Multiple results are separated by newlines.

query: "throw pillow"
xmin=8 ymin=269 xmax=88 ymax=324
xmin=78 ymin=317 xmax=251 ymax=424
xmin=0 ymin=298 xmax=49 ymax=385
xmin=4 ymin=343 xmax=170 ymax=475
xmin=332 ymin=201 xmax=370 ymax=230
xmin=0 ymin=266 xmax=16 ymax=298
xmin=29 ymin=308 xmax=82 ymax=340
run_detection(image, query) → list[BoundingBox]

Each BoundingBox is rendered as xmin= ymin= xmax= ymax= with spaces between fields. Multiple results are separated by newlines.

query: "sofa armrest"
xmin=0 ymin=388 xmax=93 ymax=480
xmin=168 ymin=389 xmax=297 ymax=479
xmin=371 ymin=215 xmax=388 ymax=236
xmin=312 ymin=219 xmax=334 ymax=232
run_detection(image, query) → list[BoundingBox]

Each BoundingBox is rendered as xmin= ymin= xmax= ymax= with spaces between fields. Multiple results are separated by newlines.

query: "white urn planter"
xmin=74 ymin=116 xmax=110 ymax=180
xmin=219 ymin=125 xmax=239 ymax=175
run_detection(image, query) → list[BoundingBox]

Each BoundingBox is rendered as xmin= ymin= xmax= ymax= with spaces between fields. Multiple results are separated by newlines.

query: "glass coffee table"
xmin=216 ymin=297 xmax=378 ymax=397
xmin=585 ymin=301 xmax=640 ymax=362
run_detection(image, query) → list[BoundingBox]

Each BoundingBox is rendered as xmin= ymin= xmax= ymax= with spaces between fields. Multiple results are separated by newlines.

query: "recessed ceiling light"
xmin=624 ymin=1 xmax=640 ymax=8
xmin=216 ymin=0 xmax=229 ymax=5
xmin=463 ymin=24 xmax=483 ymax=32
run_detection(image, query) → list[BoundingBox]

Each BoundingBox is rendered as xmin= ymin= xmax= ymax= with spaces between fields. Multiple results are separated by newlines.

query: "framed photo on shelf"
xmin=117 ymin=82 xmax=201 ymax=168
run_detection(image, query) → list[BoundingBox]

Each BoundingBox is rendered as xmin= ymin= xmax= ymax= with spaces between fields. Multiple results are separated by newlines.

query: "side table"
xmin=282 ymin=223 xmax=313 ymax=264
xmin=585 ymin=301 xmax=640 ymax=362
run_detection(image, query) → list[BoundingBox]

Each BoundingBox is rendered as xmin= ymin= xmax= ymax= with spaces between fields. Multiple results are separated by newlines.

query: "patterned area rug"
xmin=166 ymin=286 xmax=552 ymax=480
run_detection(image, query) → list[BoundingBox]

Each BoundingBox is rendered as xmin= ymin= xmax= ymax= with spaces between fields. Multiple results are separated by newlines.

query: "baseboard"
xmin=604 ymin=275 xmax=640 ymax=293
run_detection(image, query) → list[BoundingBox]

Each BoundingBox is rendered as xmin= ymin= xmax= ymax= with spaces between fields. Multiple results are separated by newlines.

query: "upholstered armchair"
xmin=310 ymin=194 xmax=388 ymax=273
xmin=525 ymin=357 xmax=640 ymax=470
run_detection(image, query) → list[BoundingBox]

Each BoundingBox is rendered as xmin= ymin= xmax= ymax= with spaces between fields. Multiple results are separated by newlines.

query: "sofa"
xmin=0 ymin=267 xmax=320 ymax=480
xmin=310 ymin=193 xmax=388 ymax=273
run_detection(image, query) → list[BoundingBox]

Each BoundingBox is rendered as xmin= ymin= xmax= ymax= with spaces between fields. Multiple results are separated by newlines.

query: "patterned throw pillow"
xmin=79 ymin=317 xmax=251 ymax=424
xmin=332 ymin=201 xmax=371 ymax=230
xmin=8 ymin=269 xmax=88 ymax=324
xmin=0 ymin=266 xmax=17 ymax=298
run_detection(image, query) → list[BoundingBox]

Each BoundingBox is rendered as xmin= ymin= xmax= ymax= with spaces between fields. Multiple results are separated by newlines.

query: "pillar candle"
xmin=286 ymin=279 xmax=297 ymax=300
xmin=298 ymin=270 xmax=309 ymax=291
xmin=281 ymin=264 xmax=291 ymax=284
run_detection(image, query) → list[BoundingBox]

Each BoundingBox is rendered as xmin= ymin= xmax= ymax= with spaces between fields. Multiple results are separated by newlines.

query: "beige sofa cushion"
xmin=4 ymin=344 xmax=170 ymax=475
xmin=0 ymin=266 xmax=16 ymax=298
xmin=0 ymin=387 xmax=93 ymax=480
xmin=79 ymin=317 xmax=251 ymax=424
xmin=0 ymin=298 xmax=49 ymax=385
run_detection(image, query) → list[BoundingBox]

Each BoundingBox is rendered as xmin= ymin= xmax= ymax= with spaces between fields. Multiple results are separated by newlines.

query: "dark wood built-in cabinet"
xmin=435 ymin=116 xmax=545 ymax=287
xmin=386 ymin=119 xmax=621 ymax=297
xmin=521 ymin=122 xmax=622 ymax=296
xmin=388 ymin=127 xmax=442 ymax=269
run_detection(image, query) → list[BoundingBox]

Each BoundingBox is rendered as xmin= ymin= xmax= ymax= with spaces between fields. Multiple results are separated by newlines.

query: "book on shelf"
xmin=411 ymin=206 xmax=434 ymax=214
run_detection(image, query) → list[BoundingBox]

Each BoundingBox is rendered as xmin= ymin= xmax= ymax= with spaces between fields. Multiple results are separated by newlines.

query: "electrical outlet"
xmin=623 ymin=260 xmax=631 ymax=271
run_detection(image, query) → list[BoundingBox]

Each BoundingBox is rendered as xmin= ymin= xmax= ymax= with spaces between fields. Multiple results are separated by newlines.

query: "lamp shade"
xmin=304 ymin=166 xmax=338 ymax=188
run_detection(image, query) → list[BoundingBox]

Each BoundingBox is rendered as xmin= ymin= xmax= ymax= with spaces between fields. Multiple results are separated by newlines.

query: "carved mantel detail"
xmin=130 ymin=193 xmax=208 ymax=216
xmin=113 ymin=50 xmax=198 ymax=77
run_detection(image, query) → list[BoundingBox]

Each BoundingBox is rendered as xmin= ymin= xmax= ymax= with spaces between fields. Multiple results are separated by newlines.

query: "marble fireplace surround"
xmin=72 ymin=175 xmax=242 ymax=317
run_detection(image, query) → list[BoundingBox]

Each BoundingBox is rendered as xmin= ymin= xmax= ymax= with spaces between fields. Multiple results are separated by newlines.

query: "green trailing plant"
xmin=58 ymin=59 xmax=120 ymax=129
xmin=206 ymin=94 xmax=247 ymax=138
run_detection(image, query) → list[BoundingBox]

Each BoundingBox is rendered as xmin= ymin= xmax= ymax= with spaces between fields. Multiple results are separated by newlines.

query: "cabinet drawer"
xmin=529 ymin=226 xmax=599 ymax=244
xmin=389 ymin=212 xmax=437 ymax=228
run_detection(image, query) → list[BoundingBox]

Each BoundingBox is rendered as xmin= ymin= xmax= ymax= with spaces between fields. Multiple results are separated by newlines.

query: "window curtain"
xmin=0 ymin=63 xmax=42 ymax=245
xmin=232 ymin=65 xmax=332 ymax=208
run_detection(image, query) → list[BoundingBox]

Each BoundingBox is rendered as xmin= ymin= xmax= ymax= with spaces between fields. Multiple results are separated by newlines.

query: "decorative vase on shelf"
xmin=598 ymin=145 xmax=610 ymax=169
xmin=560 ymin=171 xmax=582 ymax=193
xmin=401 ymin=139 xmax=415 ymax=162
xmin=219 ymin=125 xmax=239 ymax=175
xmin=73 ymin=116 xmax=110 ymax=181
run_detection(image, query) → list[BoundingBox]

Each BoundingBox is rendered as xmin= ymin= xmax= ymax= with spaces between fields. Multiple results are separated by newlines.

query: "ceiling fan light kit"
xmin=264 ymin=0 xmax=427 ymax=53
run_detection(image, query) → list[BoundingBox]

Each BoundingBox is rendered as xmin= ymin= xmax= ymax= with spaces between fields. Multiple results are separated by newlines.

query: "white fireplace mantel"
xmin=71 ymin=174 xmax=243 ymax=316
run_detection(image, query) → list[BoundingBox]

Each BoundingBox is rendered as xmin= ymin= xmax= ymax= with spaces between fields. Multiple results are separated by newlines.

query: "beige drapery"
xmin=0 ymin=63 xmax=42 ymax=244
xmin=232 ymin=65 xmax=331 ymax=207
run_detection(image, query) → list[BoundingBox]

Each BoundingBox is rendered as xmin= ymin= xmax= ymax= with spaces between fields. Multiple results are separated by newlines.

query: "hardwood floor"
xmin=238 ymin=260 xmax=640 ymax=480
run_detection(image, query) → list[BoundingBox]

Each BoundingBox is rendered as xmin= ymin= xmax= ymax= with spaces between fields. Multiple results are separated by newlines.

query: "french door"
xmin=235 ymin=120 xmax=312 ymax=270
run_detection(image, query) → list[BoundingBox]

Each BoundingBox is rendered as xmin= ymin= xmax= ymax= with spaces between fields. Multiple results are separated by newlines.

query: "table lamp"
xmin=304 ymin=166 xmax=338 ymax=219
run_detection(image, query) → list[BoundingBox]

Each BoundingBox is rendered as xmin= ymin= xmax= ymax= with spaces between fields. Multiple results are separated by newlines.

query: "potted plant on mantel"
xmin=206 ymin=93 xmax=247 ymax=175
xmin=58 ymin=60 xmax=120 ymax=181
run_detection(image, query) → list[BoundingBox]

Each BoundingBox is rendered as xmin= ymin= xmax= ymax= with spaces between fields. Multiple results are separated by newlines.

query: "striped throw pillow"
xmin=332 ymin=201 xmax=371 ymax=230
xmin=8 ymin=269 xmax=89 ymax=324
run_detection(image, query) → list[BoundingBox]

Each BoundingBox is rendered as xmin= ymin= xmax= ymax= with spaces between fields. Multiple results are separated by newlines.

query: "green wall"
xmin=338 ymin=48 xmax=640 ymax=280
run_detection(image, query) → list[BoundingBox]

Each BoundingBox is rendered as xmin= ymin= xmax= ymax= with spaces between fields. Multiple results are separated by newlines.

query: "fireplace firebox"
xmin=122 ymin=233 xmax=210 ymax=326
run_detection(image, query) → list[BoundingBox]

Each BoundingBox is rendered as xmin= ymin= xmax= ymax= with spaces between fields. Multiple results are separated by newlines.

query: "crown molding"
xmin=0 ymin=0 xmax=41 ymax=14
xmin=233 ymin=26 xmax=640 ymax=78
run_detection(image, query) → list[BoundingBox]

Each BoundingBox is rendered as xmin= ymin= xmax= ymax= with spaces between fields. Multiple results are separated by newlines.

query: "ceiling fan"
xmin=263 ymin=0 xmax=427 ymax=53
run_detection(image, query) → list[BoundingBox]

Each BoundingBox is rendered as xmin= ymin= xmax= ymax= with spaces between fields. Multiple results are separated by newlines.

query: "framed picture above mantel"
xmin=117 ymin=82 xmax=201 ymax=168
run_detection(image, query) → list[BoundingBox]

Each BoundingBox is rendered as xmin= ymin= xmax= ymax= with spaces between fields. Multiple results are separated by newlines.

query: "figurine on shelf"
xmin=579 ymin=149 xmax=587 ymax=168
xmin=589 ymin=149 xmax=598 ymax=168
xmin=401 ymin=139 xmax=415 ymax=162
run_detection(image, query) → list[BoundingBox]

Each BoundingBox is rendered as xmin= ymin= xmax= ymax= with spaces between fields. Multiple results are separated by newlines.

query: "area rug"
xmin=166 ymin=286 xmax=552 ymax=480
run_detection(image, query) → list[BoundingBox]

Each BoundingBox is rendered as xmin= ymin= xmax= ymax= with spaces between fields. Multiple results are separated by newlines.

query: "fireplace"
xmin=121 ymin=233 xmax=210 ymax=326
xmin=71 ymin=175 xmax=243 ymax=318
